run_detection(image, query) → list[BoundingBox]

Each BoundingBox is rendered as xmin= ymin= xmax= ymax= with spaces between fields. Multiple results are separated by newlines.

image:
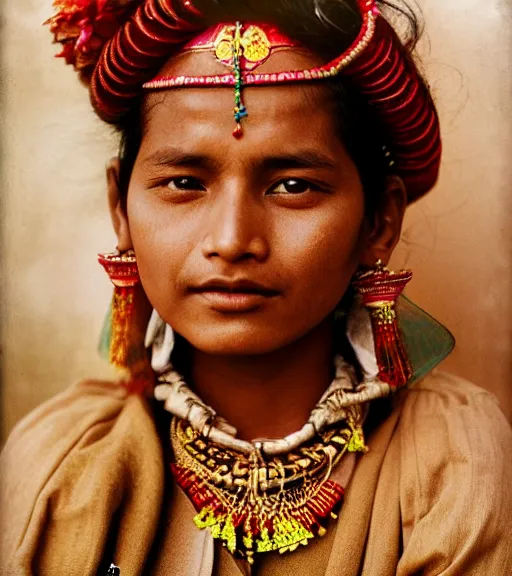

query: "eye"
xmin=269 ymin=179 xmax=317 ymax=195
xmin=167 ymin=177 xmax=205 ymax=192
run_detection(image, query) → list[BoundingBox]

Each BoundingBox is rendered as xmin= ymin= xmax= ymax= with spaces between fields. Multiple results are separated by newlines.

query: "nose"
xmin=201 ymin=184 xmax=269 ymax=264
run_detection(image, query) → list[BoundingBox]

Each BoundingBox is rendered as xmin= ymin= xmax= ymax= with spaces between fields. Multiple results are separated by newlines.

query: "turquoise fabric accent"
xmin=398 ymin=295 xmax=456 ymax=384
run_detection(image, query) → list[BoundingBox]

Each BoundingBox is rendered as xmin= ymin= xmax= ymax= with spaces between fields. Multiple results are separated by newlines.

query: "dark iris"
xmin=279 ymin=179 xmax=310 ymax=194
xmin=169 ymin=177 xmax=203 ymax=190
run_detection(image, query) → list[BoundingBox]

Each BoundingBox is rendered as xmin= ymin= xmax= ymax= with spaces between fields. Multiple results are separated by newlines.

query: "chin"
xmin=180 ymin=324 xmax=296 ymax=357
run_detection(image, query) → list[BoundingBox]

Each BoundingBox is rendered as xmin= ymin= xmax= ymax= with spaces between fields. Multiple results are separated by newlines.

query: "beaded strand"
xmin=232 ymin=22 xmax=248 ymax=138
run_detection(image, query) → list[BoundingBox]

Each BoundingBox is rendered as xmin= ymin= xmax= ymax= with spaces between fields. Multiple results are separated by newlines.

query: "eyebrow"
xmin=260 ymin=151 xmax=338 ymax=172
xmin=142 ymin=147 xmax=216 ymax=170
xmin=141 ymin=146 xmax=339 ymax=172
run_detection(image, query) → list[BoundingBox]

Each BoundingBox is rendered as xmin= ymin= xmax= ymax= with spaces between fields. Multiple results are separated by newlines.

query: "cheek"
xmin=276 ymin=200 xmax=366 ymax=309
xmin=126 ymin=187 xmax=192 ymax=310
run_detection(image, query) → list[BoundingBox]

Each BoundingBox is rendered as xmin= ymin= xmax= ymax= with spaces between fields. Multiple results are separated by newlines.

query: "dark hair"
xmin=116 ymin=0 xmax=425 ymax=214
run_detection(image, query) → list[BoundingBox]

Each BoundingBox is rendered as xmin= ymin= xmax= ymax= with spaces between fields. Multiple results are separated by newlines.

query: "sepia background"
xmin=1 ymin=0 xmax=511 ymax=440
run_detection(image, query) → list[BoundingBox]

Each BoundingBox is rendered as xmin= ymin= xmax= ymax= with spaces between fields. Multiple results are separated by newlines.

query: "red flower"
xmin=45 ymin=0 xmax=138 ymax=79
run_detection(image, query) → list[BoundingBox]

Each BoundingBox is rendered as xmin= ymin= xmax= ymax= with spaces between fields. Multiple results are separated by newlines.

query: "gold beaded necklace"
xmin=153 ymin=353 xmax=389 ymax=564
xmin=169 ymin=404 xmax=367 ymax=564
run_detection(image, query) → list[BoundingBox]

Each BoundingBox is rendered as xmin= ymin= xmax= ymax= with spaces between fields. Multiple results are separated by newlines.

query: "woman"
xmin=1 ymin=0 xmax=511 ymax=574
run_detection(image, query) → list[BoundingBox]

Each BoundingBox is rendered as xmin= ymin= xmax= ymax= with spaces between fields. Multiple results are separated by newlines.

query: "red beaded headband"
xmin=45 ymin=0 xmax=442 ymax=201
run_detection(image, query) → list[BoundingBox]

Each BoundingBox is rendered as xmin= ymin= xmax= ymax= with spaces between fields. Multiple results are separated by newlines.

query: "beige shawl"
xmin=1 ymin=372 xmax=511 ymax=575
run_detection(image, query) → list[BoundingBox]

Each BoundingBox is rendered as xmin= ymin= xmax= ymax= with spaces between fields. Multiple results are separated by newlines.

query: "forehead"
xmin=139 ymin=49 xmax=345 ymax=159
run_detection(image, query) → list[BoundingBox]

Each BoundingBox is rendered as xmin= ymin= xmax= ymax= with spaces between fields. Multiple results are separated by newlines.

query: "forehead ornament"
xmin=146 ymin=21 xmax=303 ymax=137
xmin=211 ymin=23 xmax=277 ymax=70
xmin=143 ymin=11 xmax=377 ymax=138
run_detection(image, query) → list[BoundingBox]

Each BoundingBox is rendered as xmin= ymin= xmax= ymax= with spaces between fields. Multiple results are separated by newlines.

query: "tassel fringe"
xmin=172 ymin=463 xmax=344 ymax=562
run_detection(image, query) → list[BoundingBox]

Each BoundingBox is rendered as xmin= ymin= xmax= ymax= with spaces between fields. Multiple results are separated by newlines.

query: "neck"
xmin=187 ymin=319 xmax=335 ymax=441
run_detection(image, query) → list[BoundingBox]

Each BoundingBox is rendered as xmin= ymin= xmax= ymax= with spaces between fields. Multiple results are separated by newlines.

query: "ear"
xmin=107 ymin=157 xmax=132 ymax=251
xmin=359 ymin=176 xmax=407 ymax=268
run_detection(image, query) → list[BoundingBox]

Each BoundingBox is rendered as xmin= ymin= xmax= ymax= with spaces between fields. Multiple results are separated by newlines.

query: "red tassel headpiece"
xmin=45 ymin=0 xmax=442 ymax=201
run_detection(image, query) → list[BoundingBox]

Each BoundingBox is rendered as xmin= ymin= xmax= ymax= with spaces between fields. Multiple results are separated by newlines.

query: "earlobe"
xmin=107 ymin=157 xmax=133 ymax=251
xmin=360 ymin=176 xmax=407 ymax=267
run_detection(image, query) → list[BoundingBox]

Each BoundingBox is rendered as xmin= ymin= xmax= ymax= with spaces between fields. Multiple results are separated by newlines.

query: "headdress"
xmin=45 ymin=0 xmax=442 ymax=202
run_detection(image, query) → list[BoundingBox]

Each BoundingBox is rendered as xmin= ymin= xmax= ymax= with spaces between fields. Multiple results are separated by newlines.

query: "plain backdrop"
xmin=1 ymin=0 xmax=511 ymax=440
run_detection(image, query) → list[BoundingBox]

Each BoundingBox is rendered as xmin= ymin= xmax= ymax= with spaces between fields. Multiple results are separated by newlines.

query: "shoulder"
xmin=404 ymin=368 xmax=506 ymax=411
xmin=395 ymin=372 xmax=512 ymax=574
xmin=1 ymin=379 xmax=156 ymax=467
xmin=0 ymin=380 xmax=164 ymax=573
xmin=398 ymin=370 xmax=511 ymax=474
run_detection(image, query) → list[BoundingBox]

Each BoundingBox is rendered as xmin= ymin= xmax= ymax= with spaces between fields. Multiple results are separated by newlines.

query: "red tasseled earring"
xmin=98 ymin=250 xmax=153 ymax=394
xmin=353 ymin=260 xmax=412 ymax=389
xmin=98 ymin=250 xmax=140 ymax=369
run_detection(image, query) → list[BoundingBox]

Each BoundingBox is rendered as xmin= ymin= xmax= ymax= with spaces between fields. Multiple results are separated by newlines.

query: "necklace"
xmin=154 ymin=354 xmax=384 ymax=564
xmin=170 ymin=406 xmax=366 ymax=564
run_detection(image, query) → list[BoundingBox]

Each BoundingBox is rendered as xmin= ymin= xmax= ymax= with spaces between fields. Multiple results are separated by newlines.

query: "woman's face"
xmin=122 ymin=51 xmax=376 ymax=356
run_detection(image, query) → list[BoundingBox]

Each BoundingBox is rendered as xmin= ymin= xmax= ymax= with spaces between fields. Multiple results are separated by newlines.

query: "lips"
xmin=189 ymin=278 xmax=280 ymax=313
